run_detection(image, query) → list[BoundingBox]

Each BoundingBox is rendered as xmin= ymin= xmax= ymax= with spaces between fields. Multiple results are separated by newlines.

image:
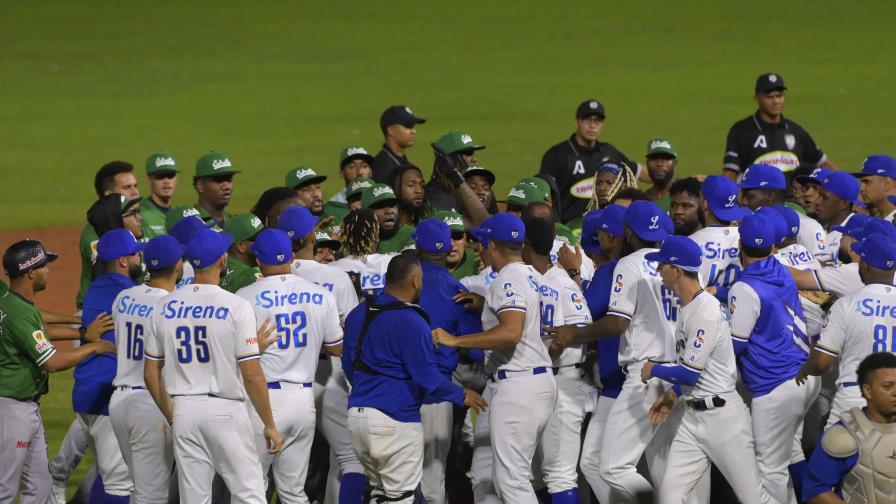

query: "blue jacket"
xmin=583 ymin=260 xmax=624 ymax=398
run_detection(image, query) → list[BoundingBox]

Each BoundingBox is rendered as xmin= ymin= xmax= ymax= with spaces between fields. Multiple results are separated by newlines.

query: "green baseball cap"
xmin=433 ymin=131 xmax=485 ymax=155
xmin=222 ymin=213 xmax=265 ymax=242
xmin=314 ymin=227 xmax=341 ymax=250
xmin=195 ymin=151 xmax=240 ymax=178
xmin=165 ymin=205 xmax=203 ymax=232
xmin=146 ymin=152 xmax=178 ymax=175
xmin=362 ymin=183 xmax=399 ymax=208
xmin=435 ymin=210 xmax=465 ymax=232
xmin=340 ymin=146 xmax=375 ymax=168
xmin=463 ymin=165 xmax=496 ymax=186
xmin=646 ymin=138 xmax=677 ymax=158
xmin=285 ymin=166 xmax=327 ymax=189
xmin=347 ymin=177 xmax=375 ymax=202
xmin=784 ymin=201 xmax=806 ymax=215
xmin=507 ymin=177 xmax=551 ymax=207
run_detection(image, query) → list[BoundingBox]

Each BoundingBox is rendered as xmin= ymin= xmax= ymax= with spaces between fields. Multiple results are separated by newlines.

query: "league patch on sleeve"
xmin=32 ymin=330 xmax=51 ymax=352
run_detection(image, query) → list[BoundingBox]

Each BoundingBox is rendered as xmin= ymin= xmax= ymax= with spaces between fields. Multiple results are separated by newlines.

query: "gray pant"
xmin=0 ymin=397 xmax=52 ymax=503
xmin=49 ymin=416 xmax=90 ymax=485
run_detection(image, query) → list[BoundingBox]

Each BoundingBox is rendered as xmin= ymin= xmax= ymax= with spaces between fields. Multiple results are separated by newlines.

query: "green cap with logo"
xmin=340 ymin=146 xmax=375 ymax=168
xmin=646 ymin=138 xmax=677 ymax=158
xmin=347 ymin=177 xmax=375 ymax=202
xmin=315 ymin=226 xmax=341 ymax=250
xmin=433 ymin=131 xmax=486 ymax=155
xmin=507 ymin=177 xmax=551 ymax=207
xmin=195 ymin=151 xmax=240 ymax=178
xmin=362 ymin=183 xmax=399 ymax=208
xmin=285 ymin=166 xmax=327 ymax=189
xmin=463 ymin=165 xmax=496 ymax=186
xmin=146 ymin=152 xmax=179 ymax=175
xmin=435 ymin=210 xmax=465 ymax=232
xmin=165 ymin=205 xmax=203 ymax=232
xmin=222 ymin=213 xmax=265 ymax=242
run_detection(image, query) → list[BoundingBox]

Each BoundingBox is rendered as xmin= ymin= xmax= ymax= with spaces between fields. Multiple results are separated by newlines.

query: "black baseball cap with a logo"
xmin=380 ymin=105 xmax=426 ymax=131
xmin=755 ymin=73 xmax=787 ymax=94
xmin=3 ymin=239 xmax=58 ymax=277
xmin=576 ymin=99 xmax=606 ymax=119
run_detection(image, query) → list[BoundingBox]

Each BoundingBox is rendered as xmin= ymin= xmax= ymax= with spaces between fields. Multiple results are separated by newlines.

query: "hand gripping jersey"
xmin=111 ymin=286 xmax=168 ymax=388
xmin=540 ymin=266 xmax=592 ymax=367
xmin=292 ymin=258 xmax=360 ymax=323
xmin=689 ymin=226 xmax=741 ymax=289
xmin=236 ymin=274 xmax=343 ymax=384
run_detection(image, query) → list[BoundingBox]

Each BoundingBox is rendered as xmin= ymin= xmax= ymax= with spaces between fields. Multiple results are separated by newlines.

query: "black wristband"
xmin=79 ymin=326 xmax=87 ymax=339
xmin=566 ymin=268 xmax=580 ymax=278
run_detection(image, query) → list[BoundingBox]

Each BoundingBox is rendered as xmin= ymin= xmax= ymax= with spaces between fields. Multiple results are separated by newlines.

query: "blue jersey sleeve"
xmin=651 ymin=364 xmax=700 ymax=386
xmin=341 ymin=303 xmax=366 ymax=385
xmin=802 ymin=432 xmax=858 ymax=502
xmin=584 ymin=260 xmax=618 ymax=319
xmin=401 ymin=317 xmax=465 ymax=406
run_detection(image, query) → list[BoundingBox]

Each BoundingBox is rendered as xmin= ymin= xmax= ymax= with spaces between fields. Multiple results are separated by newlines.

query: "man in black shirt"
xmin=539 ymin=99 xmax=641 ymax=224
xmin=372 ymin=105 xmax=426 ymax=183
xmin=723 ymin=73 xmax=836 ymax=182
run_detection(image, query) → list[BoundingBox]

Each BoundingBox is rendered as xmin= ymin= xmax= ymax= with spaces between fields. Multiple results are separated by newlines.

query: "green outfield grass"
xmin=1 ymin=1 xmax=895 ymax=231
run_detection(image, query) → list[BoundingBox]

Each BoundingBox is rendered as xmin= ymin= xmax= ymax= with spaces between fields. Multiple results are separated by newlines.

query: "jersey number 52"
xmin=275 ymin=311 xmax=308 ymax=349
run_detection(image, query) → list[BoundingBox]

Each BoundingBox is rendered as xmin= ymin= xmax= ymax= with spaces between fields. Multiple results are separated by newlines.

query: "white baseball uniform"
xmin=689 ymin=226 xmax=741 ymax=289
xmin=825 ymin=213 xmax=855 ymax=265
xmin=536 ymin=266 xmax=593 ymax=496
xmin=331 ymin=254 xmax=395 ymax=296
xmin=237 ymin=274 xmax=343 ymax=504
xmin=176 ymin=262 xmax=194 ymax=289
xmin=600 ymin=248 xmax=682 ymax=502
xmin=775 ymin=243 xmax=825 ymax=338
xmin=459 ymin=266 xmax=496 ymax=297
xmin=144 ymin=284 xmax=266 ymax=504
xmin=797 ymin=213 xmax=829 ymax=262
xmin=656 ymin=291 xmax=774 ymax=504
xmin=109 ymin=286 xmax=174 ymax=503
xmin=551 ymin=240 xmax=595 ymax=282
xmin=813 ymin=263 xmax=865 ymax=297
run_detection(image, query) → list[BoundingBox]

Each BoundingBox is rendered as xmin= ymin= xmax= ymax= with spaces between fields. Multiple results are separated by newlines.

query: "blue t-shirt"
xmin=802 ymin=421 xmax=859 ymax=502
xmin=583 ymin=259 xmax=624 ymax=398
xmin=74 ymin=272 xmax=135 ymax=415
xmin=343 ymin=294 xmax=465 ymax=422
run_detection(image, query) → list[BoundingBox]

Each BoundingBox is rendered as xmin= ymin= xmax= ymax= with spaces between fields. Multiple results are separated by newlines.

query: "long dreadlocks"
xmin=341 ymin=208 xmax=380 ymax=257
xmin=585 ymin=161 xmax=637 ymax=212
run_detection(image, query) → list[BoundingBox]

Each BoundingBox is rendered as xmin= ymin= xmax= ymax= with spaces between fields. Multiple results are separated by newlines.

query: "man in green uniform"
xmin=220 ymin=213 xmax=265 ymax=293
xmin=314 ymin=227 xmax=341 ymax=264
xmin=140 ymin=152 xmax=179 ymax=239
xmin=435 ymin=210 xmax=480 ymax=280
xmin=643 ymin=138 xmax=678 ymax=211
xmin=323 ymin=146 xmax=376 ymax=222
xmin=193 ymin=151 xmax=239 ymax=225
xmin=285 ymin=166 xmax=328 ymax=216
xmin=0 ymin=240 xmax=115 ymax=502
xmin=363 ymin=183 xmax=415 ymax=253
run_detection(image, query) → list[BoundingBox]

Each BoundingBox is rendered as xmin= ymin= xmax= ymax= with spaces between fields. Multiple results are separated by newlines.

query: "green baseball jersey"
xmin=0 ymin=291 xmax=55 ymax=400
xmin=140 ymin=197 xmax=169 ymax=240
xmin=654 ymin=195 xmax=671 ymax=212
xmin=193 ymin=204 xmax=232 ymax=225
xmin=322 ymin=200 xmax=349 ymax=225
xmin=77 ymin=224 xmax=99 ymax=308
xmin=377 ymin=224 xmax=415 ymax=254
xmin=220 ymin=257 xmax=262 ymax=293
xmin=450 ymin=248 xmax=481 ymax=281
xmin=0 ymin=281 xmax=7 ymax=296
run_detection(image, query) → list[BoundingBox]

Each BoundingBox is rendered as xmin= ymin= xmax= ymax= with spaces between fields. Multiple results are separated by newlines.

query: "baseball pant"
xmin=49 ymin=416 xmax=90 ymax=486
xmin=579 ymin=394 xmax=615 ymax=503
xmin=751 ymin=376 xmax=820 ymax=504
xmin=249 ymin=383 xmax=316 ymax=504
xmin=315 ymin=358 xmax=364 ymax=504
xmin=659 ymin=392 xmax=774 ymax=504
xmin=79 ymin=412 xmax=134 ymax=496
xmin=599 ymin=362 xmax=684 ymax=504
xmin=109 ymin=388 xmax=174 ymax=504
xmin=0 ymin=397 xmax=52 ymax=503
xmin=347 ymin=406 xmax=423 ymax=503
xmin=825 ymin=384 xmax=864 ymax=431
xmin=537 ymin=367 xmax=590 ymax=495
xmin=468 ymin=385 xmax=500 ymax=504
xmin=420 ymin=401 xmax=453 ymax=504
xmin=488 ymin=370 xmax=557 ymax=503
xmin=172 ymin=395 xmax=266 ymax=504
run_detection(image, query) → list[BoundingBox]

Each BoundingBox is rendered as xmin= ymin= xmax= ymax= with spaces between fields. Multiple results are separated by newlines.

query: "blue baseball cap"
xmin=186 ymin=228 xmax=234 ymax=269
xmin=854 ymin=154 xmax=896 ymax=179
xmin=97 ymin=229 xmax=148 ymax=262
xmin=851 ymin=233 xmax=896 ymax=271
xmin=831 ymin=213 xmax=872 ymax=238
xmin=888 ymin=195 xmax=896 ymax=206
xmin=644 ymin=235 xmax=702 ymax=272
xmin=859 ymin=218 xmax=896 ymax=242
xmin=471 ymin=225 xmax=489 ymax=248
xmin=597 ymin=161 xmax=622 ymax=175
xmin=580 ymin=210 xmax=603 ymax=254
xmin=771 ymin=205 xmax=800 ymax=239
xmin=702 ymin=175 xmax=751 ymax=222
xmin=739 ymin=164 xmax=786 ymax=191
xmin=597 ymin=204 xmax=626 ymax=238
xmin=739 ymin=213 xmax=775 ymax=250
xmin=821 ymin=171 xmax=866 ymax=208
xmin=755 ymin=207 xmax=788 ymax=245
xmin=478 ymin=213 xmax=525 ymax=245
xmin=413 ymin=218 xmax=452 ymax=253
xmin=169 ymin=215 xmax=214 ymax=246
xmin=623 ymin=200 xmax=673 ymax=242
xmin=277 ymin=206 xmax=319 ymax=240
xmin=144 ymin=235 xmax=186 ymax=271
xmin=795 ymin=167 xmax=830 ymax=186
xmin=251 ymin=228 xmax=294 ymax=266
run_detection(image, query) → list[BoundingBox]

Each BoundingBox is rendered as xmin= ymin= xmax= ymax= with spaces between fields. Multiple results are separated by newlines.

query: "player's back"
xmin=236 ymin=274 xmax=343 ymax=384
xmin=689 ymin=226 xmax=740 ymax=289
xmin=112 ymin=285 xmax=168 ymax=388
xmin=797 ymin=213 xmax=829 ymax=262
xmin=607 ymin=248 xmax=678 ymax=365
xmin=149 ymin=284 xmax=258 ymax=401
xmin=292 ymin=258 xmax=360 ymax=323
xmin=775 ymin=243 xmax=825 ymax=336
xmin=332 ymin=254 xmax=396 ymax=296
xmin=676 ymin=292 xmax=737 ymax=399
xmin=541 ymin=266 xmax=592 ymax=367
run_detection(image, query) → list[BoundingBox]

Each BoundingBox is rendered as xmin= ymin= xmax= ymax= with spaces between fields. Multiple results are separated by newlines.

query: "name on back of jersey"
xmin=702 ymin=241 xmax=738 ymax=260
xmin=856 ymin=296 xmax=896 ymax=318
xmin=117 ymin=295 xmax=156 ymax=318
xmin=163 ymin=300 xmax=230 ymax=320
xmin=254 ymin=289 xmax=325 ymax=308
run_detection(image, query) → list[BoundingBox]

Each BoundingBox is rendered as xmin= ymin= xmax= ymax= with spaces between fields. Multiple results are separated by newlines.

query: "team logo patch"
xmin=725 ymin=194 xmax=736 ymax=208
xmin=649 ymin=139 xmax=671 ymax=150
xmin=404 ymin=106 xmax=413 ymax=114
xmin=32 ymin=330 xmax=50 ymax=352
xmin=508 ymin=188 xmax=527 ymax=199
xmin=276 ymin=254 xmax=285 ymax=262
xmin=784 ymin=133 xmax=796 ymax=151
xmin=212 ymin=158 xmax=232 ymax=170
xmin=461 ymin=134 xmax=473 ymax=144
xmin=754 ymin=238 xmax=763 ymax=246
xmin=294 ymin=168 xmax=316 ymax=180
xmin=503 ymin=282 xmax=514 ymax=298
xmin=150 ymin=259 xmax=159 ymax=267
xmin=345 ymin=146 xmax=368 ymax=157
xmin=647 ymin=215 xmax=660 ymax=230
xmin=768 ymin=74 xmax=778 ymax=83
xmin=613 ymin=274 xmax=624 ymax=293
xmin=372 ymin=186 xmax=394 ymax=198
xmin=155 ymin=156 xmax=175 ymax=168
xmin=250 ymin=217 xmax=262 ymax=228
xmin=693 ymin=328 xmax=705 ymax=349
xmin=589 ymin=101 xmax=598 ymax=109
xmin=510 ymin=230 xmax=519 ymax=239
xmin=571 ymin=292 xmax=584 ymax=311
xmin=435 ymin=242 xmax=445 ymax=250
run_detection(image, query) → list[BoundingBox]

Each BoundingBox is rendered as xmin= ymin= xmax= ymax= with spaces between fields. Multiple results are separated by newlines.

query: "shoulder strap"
xmin=352 ymin=296 xmax=429 ymax=375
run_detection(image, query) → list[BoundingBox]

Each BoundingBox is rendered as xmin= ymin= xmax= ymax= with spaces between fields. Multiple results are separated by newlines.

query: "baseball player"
xmin=191 ymin=151 xmax=240 ymax=225
xmin=432 ymin=213 xmax=557 ymax=503
xmin=640 ymin=236 xmax=774 ymax=504
xmin=332 ymin=209 xmax=396 ymax=297
xmin=796 ymin=232 xmax=896 ymax=429
xmin=815 ymin=171 xmax=864 ymax=262
xmin=1 ymin=240 xmax=116 ymax=503
xmin=285 ymin=166 xmax=327 ymax=217
xmin=220 ymin=213 xmax=264 ymax=293
xmin=236 ymin=228 xmax=343 ymax=503
xmin=313 ymin=228 xmax=340 ymax=264
xmin=141 ymin=152 xmax=179 ymax=240
xmin=728 ymin=213 xmax=820 ymax=503
xmin=322 ymin=146 xmax=375 ymax=223
xmin=108 ymin=235 xmax=184 ymax=503
xmin=689 ymin=175 xmax=750 ymax=290
xmin=143 ymin=228 xmax=283 ymax=503
xmin=855 ymin=154 xmax=896 ymax=221
xmin=165 ymin=209 xmax=216 ymax=289
xmin=361 ymin=183 xmax=416 ymax=253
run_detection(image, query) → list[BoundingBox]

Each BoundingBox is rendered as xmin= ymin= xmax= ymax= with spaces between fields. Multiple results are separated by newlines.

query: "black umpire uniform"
xmin=372 ymin=105 xmax=426 ymax=183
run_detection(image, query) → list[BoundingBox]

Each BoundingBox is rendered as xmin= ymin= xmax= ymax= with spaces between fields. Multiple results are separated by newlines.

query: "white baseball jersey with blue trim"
xmin=112 ymin=286 xmax=168 ymax=388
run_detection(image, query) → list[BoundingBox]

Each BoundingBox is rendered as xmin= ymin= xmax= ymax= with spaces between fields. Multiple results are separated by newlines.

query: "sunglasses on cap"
xmin=451 ymin=231 xmax=466 ymax=241
xmin=150 ymin=172 xmax=177 ymax=180
xmin=208 ymin=174 xmax=234 ymax=183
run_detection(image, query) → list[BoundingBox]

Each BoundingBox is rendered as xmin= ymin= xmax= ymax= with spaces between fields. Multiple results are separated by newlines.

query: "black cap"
xmin=755 ymin=73 xmax=787 ymax=94
xmin=3 ymin=239 xmax=58 ymax=277
xmin=380 ymin=105 xmax=426 ymax=131
xmin=576 ymin=99 xmax=606 ymax=119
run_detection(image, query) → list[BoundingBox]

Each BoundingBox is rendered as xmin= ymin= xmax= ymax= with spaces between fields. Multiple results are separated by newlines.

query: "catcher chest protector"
xmin=839 ymin=407 xmax=896 ymax=504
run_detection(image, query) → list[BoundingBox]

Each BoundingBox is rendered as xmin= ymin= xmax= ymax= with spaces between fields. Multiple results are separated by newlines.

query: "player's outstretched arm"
xmin=547 ymin=313 xmax=627 ymax=348
xmin=40 ymin=310 xmax=80 ymax=325
xmin=41 ymin=339 xmax=116 ymax=373
xmin=432 ymin=309 xmax=524 ymax=350
xmin=240 ymin=358 xmax=283 ymax=454
xmin=796 ymin=350 xmax=835 ymax=386
xmin=788 ymin=267 xmax=821 ymax=291
xmin=45 ymin=326 xmax=80 ymax=341
xmin=144 ymin=359 xmax=173 ymax=424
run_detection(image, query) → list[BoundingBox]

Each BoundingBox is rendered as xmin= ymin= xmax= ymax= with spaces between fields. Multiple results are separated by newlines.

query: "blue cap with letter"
xmin=739 ymin=164 xmax=786 ymax=191
xmin=251 ymin=228 xmax=294 ymax=266
xmin=738 ymin=213 xmax=775 ymax=249
xmin=623 ymin=200 xmax=673 ymax=242
xmin=412 ymin=218 xmax=452 ymax=253
xmin=702 ymin=175 xmax=751 ymax=222
xmin=477 ymin=213 xmax=525 ymax=245
xmin=580 ymin=210 xmax=603 ymax=254
xmin=597 ymin=204 xmax=626 ymax=238
xmin=852 ymin=233 xmax=896 ymax=271
xmin=770 ymin=205 xmax=800 ymax=239
xmin=644 ymin=235 xmax=702 ymax=272
xmin=277 ymin=206 xmax=319 ymax=240
xmin=169 ymin=215 xmax=214 ymax=246
xmin=854 ymin=154 xmax=896 ymax=179
xmin=144 ymin=235 xmax=186 ymax=270
xmin=97 ymin=229 xmax=148 ymax=262
xmin=795 ymin=167 xmax=830 ymax=186
xmin=186 ymin=228 xmax=234 ymax=269
xmin=830 ymin=214 xmax=872 ymax=238
xmin=821 ymin=172 xmax=866 ymax=208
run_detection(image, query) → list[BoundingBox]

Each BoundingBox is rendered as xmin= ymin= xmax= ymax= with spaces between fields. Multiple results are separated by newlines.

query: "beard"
xmin=128 ymin=263 xmax=144 ymax=282
xmin=838 ymin=247 xmax=853 ymax=265
xmin=649 ymin=169 xmax=675 ymax=187
xmin=674 ymin=219 xmax=701 ymax=236
xmin=399 ymin=200 xmax=427 ymax=225
xmin=620 ymin=237 xmax=635 ymax=256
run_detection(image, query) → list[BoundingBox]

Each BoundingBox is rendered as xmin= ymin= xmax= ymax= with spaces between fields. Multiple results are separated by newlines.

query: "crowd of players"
xmin=3 ymin=72 xmax=896 ymax=504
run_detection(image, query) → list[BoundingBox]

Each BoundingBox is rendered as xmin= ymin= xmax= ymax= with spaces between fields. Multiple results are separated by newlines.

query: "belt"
xmin=486 ymin=366 xmax=548 ymax=383
xmin=115 ymin=385 xmax=145 ymax=391
xmin=319 ymin=353 xmax=328 ymax=361
xmin=267 ymin=381 xmax=312 ymax=390
xmin=552 ymin=363 xmax=584 ymax=375
xmin=841 ymin=382 xmax=858 ymax=388
xmin=686 ymin=396 xmax=726 ymax=411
